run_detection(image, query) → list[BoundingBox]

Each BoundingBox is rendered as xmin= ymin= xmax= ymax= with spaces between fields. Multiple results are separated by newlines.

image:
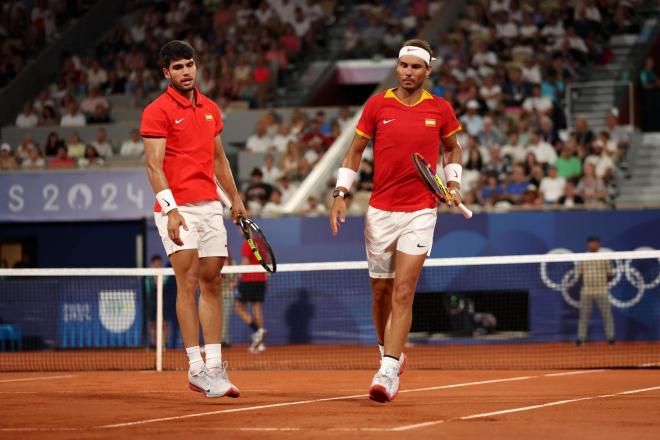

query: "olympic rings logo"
xmin=539 ymin=247 xmax=660 ymax=309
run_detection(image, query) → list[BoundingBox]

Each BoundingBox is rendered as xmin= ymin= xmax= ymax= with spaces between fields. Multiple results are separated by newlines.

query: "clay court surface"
xmin=1 ymin=367 xmax=659 ymax=439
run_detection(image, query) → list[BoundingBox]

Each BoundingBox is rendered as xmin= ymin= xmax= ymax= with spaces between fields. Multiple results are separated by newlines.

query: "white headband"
xmin=398 ymin=46 xmax=435 ymax=65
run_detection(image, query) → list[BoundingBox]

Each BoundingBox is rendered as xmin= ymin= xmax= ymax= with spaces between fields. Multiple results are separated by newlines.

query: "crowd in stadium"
xmin=0 ymin=0 xmax=651 ymax=215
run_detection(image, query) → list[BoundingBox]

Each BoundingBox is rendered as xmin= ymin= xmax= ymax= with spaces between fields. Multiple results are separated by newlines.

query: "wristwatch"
xmin=332 ymin=188 xmax=346 ymax=199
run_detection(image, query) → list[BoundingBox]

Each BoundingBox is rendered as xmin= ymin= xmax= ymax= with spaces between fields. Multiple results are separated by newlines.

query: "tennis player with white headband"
xmin=330 ymin=39 xmax=463 ymax=403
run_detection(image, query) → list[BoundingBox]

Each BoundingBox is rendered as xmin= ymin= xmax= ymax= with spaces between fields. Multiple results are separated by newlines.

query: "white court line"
xmin=639 ymin=362 xmax=660 ymax=368
xmin=544 ymin=370 xmax=606 ymax=377
xmin=97 ymin=374 xmax=542 ymax=429
xmin=0 ymin=375 xmax=76 ymax=383
xmin=386 ymin=384 xmax=660 ymax=431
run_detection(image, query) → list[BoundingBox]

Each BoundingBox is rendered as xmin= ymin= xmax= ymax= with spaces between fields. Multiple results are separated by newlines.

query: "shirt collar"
xmin=384 ymin=88 xmax=433 ymax=107
xmin=166 ymin=85 xmax=203 ymax=108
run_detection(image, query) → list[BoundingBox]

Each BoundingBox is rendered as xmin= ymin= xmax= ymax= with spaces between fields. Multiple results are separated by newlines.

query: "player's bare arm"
xmin=213 ymin=134 xmax=246 ymax=223
xmin=329 ymin=134 xmax=370 ymax=235
xmin=144 ymin=136 xmax=188 ymax=245
xmin=441 ymin=133 xmax=463 ymax=206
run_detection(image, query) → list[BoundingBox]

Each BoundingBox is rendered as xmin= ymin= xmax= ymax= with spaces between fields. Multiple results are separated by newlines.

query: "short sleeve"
xmin=438 ymin=99 xmax=461 ymax=139
xmin=356 ymin=95 xmax=378 ymax=139
xmin=140 ymin=103 xmax=169 ymax=138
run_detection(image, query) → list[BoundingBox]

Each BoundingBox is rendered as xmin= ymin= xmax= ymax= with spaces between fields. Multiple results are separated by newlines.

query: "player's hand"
xmin=447 ymin=182 xmax=462 ymax=207
xmin=167 ymin=209 xmax=188 ymax=246
xmin=329 ymin=197 xmax=346 ymax=236
xmin=231 ymin=196 xmax=247 ymax=224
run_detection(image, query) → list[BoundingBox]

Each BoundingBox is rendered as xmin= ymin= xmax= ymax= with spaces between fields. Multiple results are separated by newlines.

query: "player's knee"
xmin=392 ymin=285 xmax=415 ymax=306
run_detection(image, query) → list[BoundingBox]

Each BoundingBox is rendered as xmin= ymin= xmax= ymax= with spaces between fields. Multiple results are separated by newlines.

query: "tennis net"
xmin=1 ymin=250 xmax=659 ymax=371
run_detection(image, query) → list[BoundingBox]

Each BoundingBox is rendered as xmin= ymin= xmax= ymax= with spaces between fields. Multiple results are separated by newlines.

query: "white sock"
xmin=186 ymin=346 xmax=204 ymax=374
xmin=377 ymin=342 xmax=384 ymax=359
xmin=205 ymin=343 xmax=222 ymax=370
xmin=380 ymin=356 xmax=400 ymax=375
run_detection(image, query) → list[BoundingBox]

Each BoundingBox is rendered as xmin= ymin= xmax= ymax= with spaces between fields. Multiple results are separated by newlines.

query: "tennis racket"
xmin=412 ymin=152 xmax=473 ymax=219
xmin=216 ymin=184 xmax=277 ymax=273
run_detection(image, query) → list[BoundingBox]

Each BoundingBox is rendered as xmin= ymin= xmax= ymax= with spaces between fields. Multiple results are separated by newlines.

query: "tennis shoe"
xmin=188 ymin=364 xmax=239 ymax=398
xmin=249 ymin=342 xmax=266 ymax=354
xmin=249 ymin=328 xmax=267 ymax=352
xmin=369 ymin=367 xmax=399 ymax=403
xmin=379 ymin=353 xmax=408 ymax=375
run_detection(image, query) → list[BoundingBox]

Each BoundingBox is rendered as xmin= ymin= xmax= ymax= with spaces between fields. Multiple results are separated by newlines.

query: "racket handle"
xmin=216 ymin=184 xmax=233 ymax=208
xmin=457 ymin=203 xmax=473 ymax=219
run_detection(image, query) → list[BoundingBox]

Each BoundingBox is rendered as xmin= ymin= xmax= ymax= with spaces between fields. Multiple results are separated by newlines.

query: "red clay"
xmin=0 ymin=369 xmax=658 ymax=439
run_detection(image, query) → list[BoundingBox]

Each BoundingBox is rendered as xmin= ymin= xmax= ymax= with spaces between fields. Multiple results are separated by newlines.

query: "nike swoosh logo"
xmin=383 ymin=119 xmax=395 ymax=124
xmin=165 ymin=199 xmax=170 ymax=207
xmin=453 ymin=170 xmax=458 ymax=178
xmin=416 ymin=244 xmax=426 ymax=248
xmin=175 ymin=118 xmax=184 ymax=124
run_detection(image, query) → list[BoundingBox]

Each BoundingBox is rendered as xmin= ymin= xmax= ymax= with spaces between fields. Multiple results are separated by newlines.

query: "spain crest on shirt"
xmin=425 ymin=118 xmax=436 ymax=127
xmin=205 ymin=113 xmax=214 ymax=121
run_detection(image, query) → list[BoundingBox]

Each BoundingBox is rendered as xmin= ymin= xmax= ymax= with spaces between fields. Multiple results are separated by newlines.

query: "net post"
xmin=156 ymin=273 xmax=164 ymax=372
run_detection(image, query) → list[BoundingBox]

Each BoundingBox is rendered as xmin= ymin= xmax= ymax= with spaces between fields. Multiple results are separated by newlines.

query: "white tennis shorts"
xmin=364 ymin=206 xmax=437 ymax=279
xmin=154 ymin=200 xmax=228 ymax=257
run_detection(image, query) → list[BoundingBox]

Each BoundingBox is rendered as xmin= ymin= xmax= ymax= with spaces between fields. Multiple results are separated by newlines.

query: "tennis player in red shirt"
xmin=234 ymin=240 xmax=269 ymax=354
xmin=329 ymin=39 xmax=463 ymax=403
xmin=141 ymin=40 xmax=246 ymax=398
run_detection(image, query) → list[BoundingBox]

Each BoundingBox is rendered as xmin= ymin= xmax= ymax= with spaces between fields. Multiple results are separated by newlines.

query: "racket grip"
xmin=216 ymin=185 xmax=232 ymax=208
xmin=457 ymin=203 xmax=473 ymax=219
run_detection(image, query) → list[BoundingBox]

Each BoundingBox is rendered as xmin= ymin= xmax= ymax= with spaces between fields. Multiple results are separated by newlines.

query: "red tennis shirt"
xmin=356 ymin=88 xmax=461 ymax=212
xmin=140 ymin=85 xmax=223 ymax=212
xmin=240 ymin=241 xmax=267 ymax=282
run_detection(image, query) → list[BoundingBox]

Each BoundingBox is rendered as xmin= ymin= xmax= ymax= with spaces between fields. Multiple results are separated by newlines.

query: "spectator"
xmin=0 ymin=143 xmax=19 ymax=171
xmin=49 ymin=145 xmax=76 ymax=169
xmin=78 ymin=145 xmax=105 ymax=168
xmin=261 ymin=153 xmax=282 ymax=185
xmin=540 ymin=166 xmax=566 ymax=204
xmin=87 ymin=103 xmax=112 ymax=124
xmin=557 ymin=180 xmax=585 ymax=207
xmin=526 ymin=130 xmax=557 ymax=166
xmin=482 ymin=146 xmax=510 ymax=182
xmin=577 ymin=162 xmax=607 ymax=206
xmin=639 ymin=56 xmax=659 ymax=89
xmin=119 ymin=129 xmax=144 ymax=157
xmin=573 ymin=116 xmax=594 ymax=146
xmin=501 ymin=132 xmax=526 ymax=163
xmin=38 ymin=105 xmax=59 ymax=126
xmin=66 ymin=131 xmax=86 ymax=159
xmin=463 ymin=147 xmax=483 ymax=193
xmin=15 ymin=102 xmax=39 ymax=128
xmin=460 ymin=100 xmax=484 ymax=136
xmin=43 ymin=132 xmax=65 ymax=157
xmin=522 ymin=85 xmax=553 ymax=116
xmin=246 ymin=123 xmax=272 ymax=153
xmin=555 ymin=145 xmax=583 ymax=179
xmin=276 ymin=175 xmax=298 ymax=204
xmin=478 ymin=117 xmax=506 ymax=149
xmin=539 ymin=116 xmax=560 ymax=147
xmin=261 ymin=189 xmax=283 ymax=218
xmin=80 ymin=86 xmax=110 ymax=116
xmin=584 ymin=140 xmax=615 ymax=179
xmin=302 ymin=120 xmax=332 ymax=149
xmin=479 ymin=73 xmax=502 ymax=111
xmin=86 ymin=59 xmax=107 ymax=89
xmin=335 ymin=106 xmax=353 ymax=131
xmin=60 ymin=101 xmax=86 ymax=127
xmin=479 ymin=174 xmax=504 ymax=206
xmin=20 ymin=144 xmax=46 ymax=170
xmin=280 ymin=141 xmax=306 ymax=180
xmin=272 ymin=123 xmax=297 ymax=153
xmin=605 ymin=110 xmax=629 ymax=152
xmin=13 ymin=135 xmax=37 ymax=162
xmin=245 ymin=167 xmax=273 ymax=212
xmin=299 ymin=195 xmax=326 ymax=217
xmin=503 ymin=165 xmax=529 ymax=204
xmin=503 ymin=67 xmax=531 ymax=108
xmin=90 ymin=127 xmax=114 ymax=158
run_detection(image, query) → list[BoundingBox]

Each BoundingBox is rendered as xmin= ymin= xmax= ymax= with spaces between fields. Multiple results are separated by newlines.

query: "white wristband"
xmin=156 ymin=189 xmax=178 ymax=214
xmin=444 ymin=163 xmax=462 ymax=184
xmin=336 ymin=167 xmax=357 ymax=192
